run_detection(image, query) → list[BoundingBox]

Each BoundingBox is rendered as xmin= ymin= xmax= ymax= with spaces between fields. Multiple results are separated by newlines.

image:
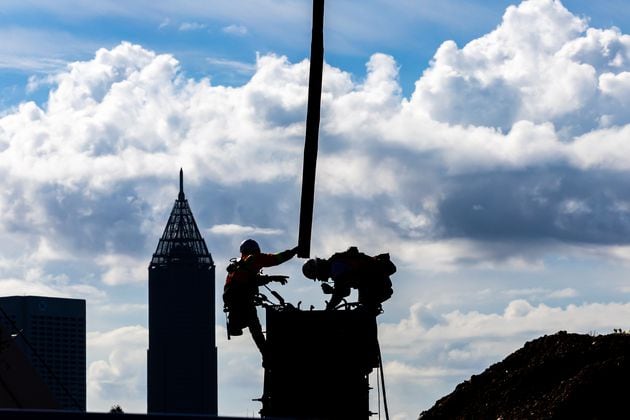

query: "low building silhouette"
xmin=0 ymin=318 xmax=58 ymax=409
xmin=0 ymin=295 xmax=86 ymax=410
xmin=147 ymin=170 xmax=217 ymax=415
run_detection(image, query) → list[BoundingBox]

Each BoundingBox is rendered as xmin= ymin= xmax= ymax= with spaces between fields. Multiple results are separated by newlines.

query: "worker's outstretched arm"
xmin=258 ymin=246 xmax=299 ymax=268
xmin=256 ymin=275 xmax=289 ymax=286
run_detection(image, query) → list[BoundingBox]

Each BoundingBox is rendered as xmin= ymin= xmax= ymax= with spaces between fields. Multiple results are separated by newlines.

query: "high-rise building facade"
xmin=147 ymin=170 xmax=217 ymax=415
xmin=0 ymin=295 xmax=86 ymax=410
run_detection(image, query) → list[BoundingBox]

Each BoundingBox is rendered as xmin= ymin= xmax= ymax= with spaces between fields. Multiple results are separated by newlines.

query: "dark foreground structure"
xmin=0 ymin=314 xmax=58 ymax=409
xmin=0 ymin=296 xmax=86 ymax=410
xmin=419 ymin=331 xmax=630 ymax=419
xmin=0 ymin=410 xmax=256 ymax=420
xmin=148 ymin=170 xmax=217 ymax=415
xmin=261 ymin=306 xmax=380 ymax=419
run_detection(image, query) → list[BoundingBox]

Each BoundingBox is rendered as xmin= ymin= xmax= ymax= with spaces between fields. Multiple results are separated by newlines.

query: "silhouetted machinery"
xmin=258 ymin=303 xmax=382 ymax=419
xmin=256 ymin=0 xmax=389 ymax=416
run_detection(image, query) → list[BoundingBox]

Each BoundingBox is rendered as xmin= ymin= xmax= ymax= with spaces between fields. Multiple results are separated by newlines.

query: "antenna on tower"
xmin=179 ymin=168 xmax=185 ymax=200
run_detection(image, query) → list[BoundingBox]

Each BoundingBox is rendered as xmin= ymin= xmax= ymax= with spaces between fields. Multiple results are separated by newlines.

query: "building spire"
xmin=179 ymin=168 xmax=185 ymax=200
xmin=151 ymin=168 xmax=212 ymax=266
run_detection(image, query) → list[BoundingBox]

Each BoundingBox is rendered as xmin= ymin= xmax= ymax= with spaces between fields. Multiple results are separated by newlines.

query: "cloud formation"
xmin=208 ymin=224 xmax=283 ymax=236
xmin=222 ymin=24 xmax=248 ymax=37
xmin=88 ymin=326 xmax=148 ymax=412
xmin=178 ymin=22 xmax=206 ymax=32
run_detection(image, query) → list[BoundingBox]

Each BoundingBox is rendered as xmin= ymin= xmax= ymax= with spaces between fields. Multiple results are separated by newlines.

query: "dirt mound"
xmin=418 ymin=331 xmax=630 ymax=419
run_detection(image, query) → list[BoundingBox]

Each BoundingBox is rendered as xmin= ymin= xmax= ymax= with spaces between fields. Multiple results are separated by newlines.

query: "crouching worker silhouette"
xmin=223 ymin=239 xmax=298 ymax=362
xmin=302 ymin=246 xmax=395 ymax=314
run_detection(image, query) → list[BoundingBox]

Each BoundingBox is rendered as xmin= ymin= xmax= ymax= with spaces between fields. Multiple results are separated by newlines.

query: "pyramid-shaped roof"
xmin=151 ymin=170 xmax=213 ymax=266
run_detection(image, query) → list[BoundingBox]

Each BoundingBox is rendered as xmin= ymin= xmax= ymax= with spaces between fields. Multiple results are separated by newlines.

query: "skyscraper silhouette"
xmin=147 ymin=170 xmax=217 ymax=414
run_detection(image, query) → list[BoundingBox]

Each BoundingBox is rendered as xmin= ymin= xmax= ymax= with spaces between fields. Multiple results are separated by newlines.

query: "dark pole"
xmin=298 ymin=0 xmax=325 ymax=258
xmin=179 ymin=168 xmax=185 ymax=200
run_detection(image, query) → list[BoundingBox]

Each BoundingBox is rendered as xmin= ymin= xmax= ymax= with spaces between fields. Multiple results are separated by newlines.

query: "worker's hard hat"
xmin=240 ymin=239 xmax=261 ymax=255
xmin=302 ymin=258 xmax=324 ymax=280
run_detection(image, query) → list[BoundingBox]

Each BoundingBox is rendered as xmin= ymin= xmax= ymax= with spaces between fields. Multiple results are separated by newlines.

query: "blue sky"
xmin=2 ymin=0 xmax=629 ymax=103
xmin=3 ymin=0 xmax=616 ymax=104
xmin=3 ymin=0 xmax=630 ymax=418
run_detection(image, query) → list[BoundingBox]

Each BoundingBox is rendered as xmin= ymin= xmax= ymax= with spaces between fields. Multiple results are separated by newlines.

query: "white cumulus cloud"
xmin=87 ymin=325 xmax=148 ymax=412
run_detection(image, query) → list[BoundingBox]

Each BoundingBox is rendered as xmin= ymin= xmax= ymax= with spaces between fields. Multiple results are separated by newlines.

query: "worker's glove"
xmin=321 ymin=283 xmax=334 ymax=294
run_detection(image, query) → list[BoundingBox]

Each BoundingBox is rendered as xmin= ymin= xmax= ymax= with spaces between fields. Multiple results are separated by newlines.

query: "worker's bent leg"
xmin=248 ymin=315 xmax=266 ymax=357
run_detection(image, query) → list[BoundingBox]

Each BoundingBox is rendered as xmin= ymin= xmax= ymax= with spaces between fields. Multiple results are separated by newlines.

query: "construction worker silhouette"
xmin=223 ymin=239 xmax=298 ymax=360
xmin=302 ymin=246 xmax=395 ymax=313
